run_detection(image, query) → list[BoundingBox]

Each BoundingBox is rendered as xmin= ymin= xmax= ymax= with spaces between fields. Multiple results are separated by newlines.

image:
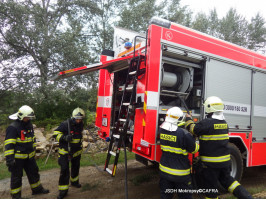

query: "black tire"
xmin=218 ymin=142 xmax=243 ymax=193
xmin=228 ymin=142 xmax=243 ymax=181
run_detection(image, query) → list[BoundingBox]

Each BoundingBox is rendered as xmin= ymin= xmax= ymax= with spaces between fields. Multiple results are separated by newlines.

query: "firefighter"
xmin=4 ymin=105 xmax=49 ymax=199
xmin=53 ymin=107 xmax=85 ymax=199
xmin=159 ymin=107 xmax=199 ymax=199
xmin=185 ymin=96 xmax=252 ymax=199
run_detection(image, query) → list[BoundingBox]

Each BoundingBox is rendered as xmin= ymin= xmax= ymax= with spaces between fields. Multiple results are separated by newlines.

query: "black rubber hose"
xmin=176 ymin=94 xmax=190 ymax=114
xmin=123 ymin=137 xmax=128 ymax=198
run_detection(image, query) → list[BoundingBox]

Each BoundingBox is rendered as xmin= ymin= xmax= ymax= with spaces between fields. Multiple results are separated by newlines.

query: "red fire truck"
xmin=53 ymin=17 xmax=266 ymax=181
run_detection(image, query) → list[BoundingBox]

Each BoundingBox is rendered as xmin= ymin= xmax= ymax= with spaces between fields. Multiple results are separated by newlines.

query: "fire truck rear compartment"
xmin=109 ymin=52 xmax=205 ymax=148
xmin=159 ymin=56 xmax=204 ymax=127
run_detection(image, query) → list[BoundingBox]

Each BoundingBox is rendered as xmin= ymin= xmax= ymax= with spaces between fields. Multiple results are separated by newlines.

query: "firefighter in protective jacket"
xmin=185 ymin=96 xmax=252 ymax=199
xmin=159 ymin=107 xmax=199 ymax=199
xmin=53 ymin=108 xmax=85 ymax=199
xmin=4 ymin=105 xmax=49 ymax=199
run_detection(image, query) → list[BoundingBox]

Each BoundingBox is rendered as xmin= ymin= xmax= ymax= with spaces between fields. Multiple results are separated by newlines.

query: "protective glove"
xmin=6 ymin=159 xmax=16 ymax=172
xmin=62 ymin=135 xmax=73 ymax=142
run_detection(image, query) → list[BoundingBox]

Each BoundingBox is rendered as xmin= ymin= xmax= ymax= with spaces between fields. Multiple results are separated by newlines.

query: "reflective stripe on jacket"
xmin=58 ymin=148 xmax=82 ymax=157
xmin=159 ymin=164 xmax=190 ymax=176
xmin=185 ymin=117 xmax=231 ymax=168
xmin=159 ymin=127 xmax=198 ymax=182
xmin=14 ymin=151 xmax=36 ymax=159
xmin=4 ymin=120 xmax=36 ymax=161
xmin=53 ymin=118 xmax=83 ymax=157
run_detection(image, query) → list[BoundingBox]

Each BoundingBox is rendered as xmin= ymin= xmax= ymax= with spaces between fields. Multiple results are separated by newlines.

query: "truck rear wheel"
xmin=218 ymin=142 xmax=243 ymax=193
xmin=229 ymin=142 xmax=243 ymax=181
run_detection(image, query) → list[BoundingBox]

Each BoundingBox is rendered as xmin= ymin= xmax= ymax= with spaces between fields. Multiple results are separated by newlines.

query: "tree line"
xmin=0 ymin=0 xmax=265 ymax=126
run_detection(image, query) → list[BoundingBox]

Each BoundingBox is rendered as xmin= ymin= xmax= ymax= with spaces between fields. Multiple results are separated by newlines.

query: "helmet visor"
xmin=25 ymin=111 xmax=35 ymax=120
xmin=74 ymin=116 xmax=84 ymax=120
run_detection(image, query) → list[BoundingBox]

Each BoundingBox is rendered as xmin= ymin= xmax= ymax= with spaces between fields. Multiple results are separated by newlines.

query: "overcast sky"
xmin=180 ymin=0 xmax=266 ymax=20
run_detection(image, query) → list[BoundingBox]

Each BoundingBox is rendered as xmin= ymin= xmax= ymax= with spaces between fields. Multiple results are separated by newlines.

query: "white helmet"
xmin=204 ymin=96 xmax=224 ymax=113
xmin=9 ymin=105 xmax=35 ymax=120
xmin=161 ymin=107 xmax=184 ymax=131
xmin=72 ymin=107 xmax=85 ymax=119
xmin=165 ymin=107 xmax=184 ymax=124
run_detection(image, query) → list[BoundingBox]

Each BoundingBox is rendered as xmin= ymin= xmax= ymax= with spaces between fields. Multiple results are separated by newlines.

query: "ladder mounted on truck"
xmin=104 ymin=55 xmax=145 ymax=176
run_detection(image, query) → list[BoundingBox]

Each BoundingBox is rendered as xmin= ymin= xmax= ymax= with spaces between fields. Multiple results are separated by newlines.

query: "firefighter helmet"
xmin=9 ymin=105 xmax=35 ymax=120
xmin=204 ymin=96 xmax=224 ymax=113
xmin=72 ymin=107 xmax=85 ymax=119
xmin=165 ymin=107 xmax=184 ymax=124
xmin=161 ymin=107 xmax=184 ymax=131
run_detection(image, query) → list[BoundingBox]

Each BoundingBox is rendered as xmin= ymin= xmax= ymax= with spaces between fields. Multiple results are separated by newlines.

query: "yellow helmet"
xmin=9 ymin=105 xmax=35 ymax=120
xmin=204 ymin=96 xmax=224 ymax=113
xmin=72 ymin=107 xmax=85 ymax=119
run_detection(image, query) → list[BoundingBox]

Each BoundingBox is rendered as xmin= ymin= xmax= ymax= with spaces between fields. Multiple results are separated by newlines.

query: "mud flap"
xmin=135 ymin=154 xmax=148 ymax=166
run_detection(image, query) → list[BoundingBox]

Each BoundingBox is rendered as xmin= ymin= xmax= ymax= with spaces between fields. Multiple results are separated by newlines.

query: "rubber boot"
xmin=57 ymin=190 xmax=68 ymax=199
xmin=11 ymin=192 xmax=21 ymax=199
xmin=32 ymin=186 xmax=50 ymax=195
xmin=233 ymin=186 xmax=253 ymax=199
xmin=71 ymin=182 xmax=81 ymax=188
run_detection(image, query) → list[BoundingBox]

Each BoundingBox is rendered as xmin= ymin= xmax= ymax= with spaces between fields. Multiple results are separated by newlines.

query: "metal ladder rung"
xmin=126 ymin=84 xmax=133 ymax=90
xmin=113 ymin=134 xmax=120 ymax=139
xmin=123 ymin=103 xmax=130 ymax=106
xmin=129 ymin=71 xmax=137 ymax=75
xmin=119 ymin=119 xmax=126 ymax=122
xmin=109 ymin=151 xmax=116 ymax=156
xmin=118 ymin=85 xmax=125 ymax=91
xmin=127 ymin=130 xmax=134 ymax=135
xmin=106 ymin=168 xmax=112 ymax=175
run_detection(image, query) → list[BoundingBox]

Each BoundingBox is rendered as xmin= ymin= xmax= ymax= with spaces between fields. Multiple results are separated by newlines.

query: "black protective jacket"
xmin=186 ymin=117 xmax=230 ymax=168
xmin=53 ymin=118 xmax=83 ymax=157
xmin=4 ymin=120 xmax=36 ymax=162
xmin=159 ymin=127 xmax=199 ymax=182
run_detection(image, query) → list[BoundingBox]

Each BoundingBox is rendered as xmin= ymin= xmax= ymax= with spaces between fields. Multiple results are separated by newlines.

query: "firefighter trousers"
xmin=201 ymin=165 xmax=252 ymax=199
xmin=159 ymin=177 xmax=193 ymax=199
xmin=10 ymin=158 xmax=42 ymax=198
xmin=58 ymin=154 xmax=81 ymax=192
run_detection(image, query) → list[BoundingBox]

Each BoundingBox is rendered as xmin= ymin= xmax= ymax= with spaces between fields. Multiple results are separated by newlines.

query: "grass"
xmin=247 ymin=186 xmax=265 ymax=195
xmin=0 ymin=151 xmax=135 ymax=180
xmin=130 ymin=171 xmax=157 ymax=186
xmin=81 ymin=183 xmax=99 ymax=192
xmin=0 ymin=161 xmax=9 ymax=180
xmin=0 ymin=145 xmax=4 ymax=153
xmin=219 ymin=185 xmax=265 ymax=199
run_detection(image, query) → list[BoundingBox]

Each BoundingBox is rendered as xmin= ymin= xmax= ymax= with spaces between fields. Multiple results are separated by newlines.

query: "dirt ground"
xmin=0 ymin=159 xmax=266 ymax=199
xmin=0 ymin=160 xmax=160 ymax=199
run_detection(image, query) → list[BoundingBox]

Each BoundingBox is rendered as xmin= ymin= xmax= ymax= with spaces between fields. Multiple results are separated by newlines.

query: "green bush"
xmin=34 ymin=112 xmax=96 ymax=131
xmin=86 ymin=112 xmax=96 ymax=127
xmin=0 ymin=114 xmax=10 ymax=126
xmin=34 ymin=118 xmax=63 ymax=129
